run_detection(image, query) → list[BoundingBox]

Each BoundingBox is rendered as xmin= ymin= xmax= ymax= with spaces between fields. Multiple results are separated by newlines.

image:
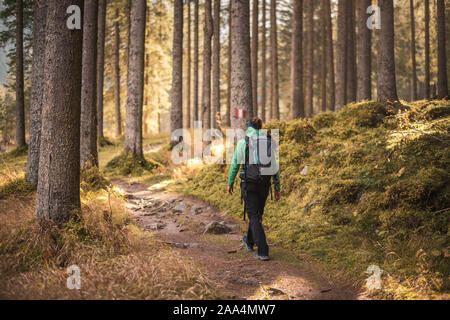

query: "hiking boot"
xmin=254 ymin=253 xmax=270 ymax=261
xmin=242 ymin=236 xmax=254 ymax=252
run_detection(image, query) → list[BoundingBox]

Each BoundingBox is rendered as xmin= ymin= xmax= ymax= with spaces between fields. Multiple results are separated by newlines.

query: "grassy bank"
xmin=0 ymin=135 xmax=222 ymax=299
xmin=178 ymin=100 xmax=449 ymax=299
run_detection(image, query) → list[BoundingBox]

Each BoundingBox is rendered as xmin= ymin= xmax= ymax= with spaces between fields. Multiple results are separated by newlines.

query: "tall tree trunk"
xmin=409 ymin=0 xmax=417 ymax=101
xmin=171 ymin=0 xmax=183 ymax=140
xmin=251 ymin=0 xmax=259 ymax=117
xmin=26 ymin=0 xmax=46 ymax=186
xmin=346 ymin=0 xmax=356 ymax=103
xmin=324 ymin=0 xmax=335 ymax=111
xmin=305 ymin=0 xmax=314 ymax=117
xmin=125 ymin=0 xmax=146 ymax=157
xmin=225 ymin=0 xmax=232 ymax=127
xmin=291 ymin=0 xmax=304 ymax=119
xmin=436 ymin=0 xmax=448 ymax=99
xmin=424 ymin=0 xmax=430 ymax=99
xmin=97 ymin=0 xmax=106 ymax=139
xmin=186 ymin=0 xmax=192 ymax=128
xmin=320 ymin=0 xmax=327 ymax=113
xmin=260 ymin=0 xmax=267 ymax=122
xmin=114 ymin=9 xmax=122 ymax=137
xmin=193 ymin=0 xmax=199 ymax=124
xmin=335 ymin=0 xmax=347 ymax=111
xmin=377 ymin=0 xmax=398 ymax=104
xmin=201 ymin=0 xmax=213 ymax=129
xmin=230 ymin=0 xmax=252 ymax=130
xmin=126 ymin=0 xmax=131 ymax=93
xmin=35 ymin=0 xmax=83 ymax=224
xmin=212 ymin=0 xmax=221 ymax=128
xmin=356 ymin=0 xmax=372 ymax=101
xmin=80 ymin=0 xmax=99 ymax=169
xmin=270 ymin=0 xmax=279 ymax=120
xmin=15 ymin=0 xmax=25 ymax=147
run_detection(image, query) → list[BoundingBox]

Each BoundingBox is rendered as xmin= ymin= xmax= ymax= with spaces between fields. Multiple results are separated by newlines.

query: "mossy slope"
xmin=181 ymin=100 xmax=450 ymax=299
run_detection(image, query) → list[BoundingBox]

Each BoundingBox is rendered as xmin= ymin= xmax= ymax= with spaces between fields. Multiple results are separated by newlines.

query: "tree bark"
xmin=114 ymin=9 xmax=122 ymax=137
xmin=193 ymin=0 xmax=199 ymax=124
xmin=201 ymin=0 xmax=213 ymax=129
xmin=35 ymin=0 xmax=83 ymax=224
xmin=305 ymin=0 xmax=313 ymax=117
xmin=125 ymin=0 xmax=146 ymax=157
xmin=436 ymin=0 xmax=449 ymax=99
xmin=212 ymin=0 xmax=221 ymax=128
xmin=291 ymin=0 xmax=304 ymax=119
xmin=424 ymin=0 xmax=430 ymax=99
xmin=346 ymin=0 xmax=356 ymax=103
xmin=251 ymin=0 xmax=259 ymax=117
xmin=356 ymin=0 xmax=372 ymax=101
xmin=320 ymin=0 xmax=327 ymax=113
xmin=171 ymin=0 xmax=183 ymax=139
xmin=409 ymin=0 xmax=417 ymax=101
xmin=80 ymin=0 xmax=99 ymax=169
xmin=324 ymin=0 xmax=335 ymax=111
xmin=270 ymin=0 xmax=279 ymax=120
xmin=260 ymin=0 xmax=266 ymax=122
xmin=26 ymin=0 xmax=46 ymax=186
xmin=230 ymin=0 xmax=252 ymax=130
xmin=186 ymin=0 xmax=192 ymax=128
xmin=97 ymin=0 xmax=106 ymax=139
xmin=15 ymin=0 xmax=25 ymax=147
xmin=225 ymin=0 xmax=232 ymax=127
xmin=377 ymin=0 xmax=398 ymax=104
xmin=335 ymin=0 xmax=347 ymax=111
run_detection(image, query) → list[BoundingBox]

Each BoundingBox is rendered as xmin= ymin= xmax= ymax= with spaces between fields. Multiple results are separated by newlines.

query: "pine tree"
xmin=97 ymin=0 xmax=106 ymax=139
xmin=230 ymin=0 xmax=252 ymax=129
xmin=290 ymin=0 xmax=304 ymax=119
xmin=251 ymin=0 xmax=259 ymax=117
xmin=269 ymin=0 xmax=279 ymax=120
xmin=25 ymin=0 xmax=46 ymax=186
xmin=170 ymin=0 xmax=183 ymax=140
xmin=409 ymin=0 xmax=417 ymax=101
xmin=80 ymin=0 xmax=99 ymax=169
xmin=35 ymin=0 xmax=83 ymax=224
xmin=436 ymin=0 xmax=448 ymax=99
xmin=377 ymin=0 xmax=399 ymax=104
xmin=113 ymin=8 xmax=122 ymax=137
xmin=212 ymin=0 xmax=221 ymax=128
xmin=356 ymin=0 xmax=372 ymax=101
xmin=124 ymin=0 xmax=146 ymax=156
xmin=201 ymin=0 xmax=213 ymax=129
xmin=15 ymin=0 xmax=25 ymax=147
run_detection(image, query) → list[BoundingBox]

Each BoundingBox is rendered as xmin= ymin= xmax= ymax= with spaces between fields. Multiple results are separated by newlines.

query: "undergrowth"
xmin=179 ymin=100 xmax=450 ymax=299
xmin=104 ymin=153 xmax=162 ymax=176
xmin=0 ymin=137 xmax=221 ymax=299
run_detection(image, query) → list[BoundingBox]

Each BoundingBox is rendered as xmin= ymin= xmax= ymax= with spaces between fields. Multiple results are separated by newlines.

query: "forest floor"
xmin=110 ymin=177 xmax=359 ymax=300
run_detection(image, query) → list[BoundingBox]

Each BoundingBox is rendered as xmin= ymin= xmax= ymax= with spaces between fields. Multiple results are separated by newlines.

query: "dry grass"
xmin=0 ymin=153 xmax=222 ymax=299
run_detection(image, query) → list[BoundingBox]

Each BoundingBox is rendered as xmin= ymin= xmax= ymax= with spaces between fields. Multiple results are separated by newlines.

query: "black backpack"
xmin=243 ymin=135 xmax=274 ymax=186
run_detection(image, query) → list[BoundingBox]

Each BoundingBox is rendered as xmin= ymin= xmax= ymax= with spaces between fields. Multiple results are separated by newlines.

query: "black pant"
xmin=243 ymin=182 xmax=270 ymax=256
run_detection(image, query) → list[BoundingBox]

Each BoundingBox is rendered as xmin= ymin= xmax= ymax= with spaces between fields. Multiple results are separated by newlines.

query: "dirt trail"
xmin=111 ymin=178 xmax=360 ymax=300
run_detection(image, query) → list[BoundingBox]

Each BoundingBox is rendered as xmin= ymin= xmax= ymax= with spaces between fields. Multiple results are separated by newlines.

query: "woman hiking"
xmin=227 ymin=118 xmax=281 ymax=261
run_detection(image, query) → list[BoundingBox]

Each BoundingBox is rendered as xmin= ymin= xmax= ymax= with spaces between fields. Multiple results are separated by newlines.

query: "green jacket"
xmin=227 ymin=127 xmax=281 ymax=192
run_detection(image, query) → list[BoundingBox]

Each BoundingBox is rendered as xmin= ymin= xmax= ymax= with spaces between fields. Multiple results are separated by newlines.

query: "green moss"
xmin=0 ymin=177 xmax=35 ymax=199
xmin=80 ymin=167 xmax=111 ymax=192
xmin=313 ymin=112 xmax=337 ymax=130
xmin=180 ymin=100 xmax=450 ymax=298
xmin=338 ymin=101 xmax=392 ymax=128
xmin=104 ymin=153 xmax=161 ymax=177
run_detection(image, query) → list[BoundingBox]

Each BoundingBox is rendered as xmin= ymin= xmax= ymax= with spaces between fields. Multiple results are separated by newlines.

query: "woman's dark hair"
xmin=251 ymin=117 xmax=263 ymax=130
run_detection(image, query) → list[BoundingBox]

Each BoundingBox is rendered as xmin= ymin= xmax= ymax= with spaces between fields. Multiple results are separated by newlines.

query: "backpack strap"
xmin=243 ymin=137 xmax=250 ymax=221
